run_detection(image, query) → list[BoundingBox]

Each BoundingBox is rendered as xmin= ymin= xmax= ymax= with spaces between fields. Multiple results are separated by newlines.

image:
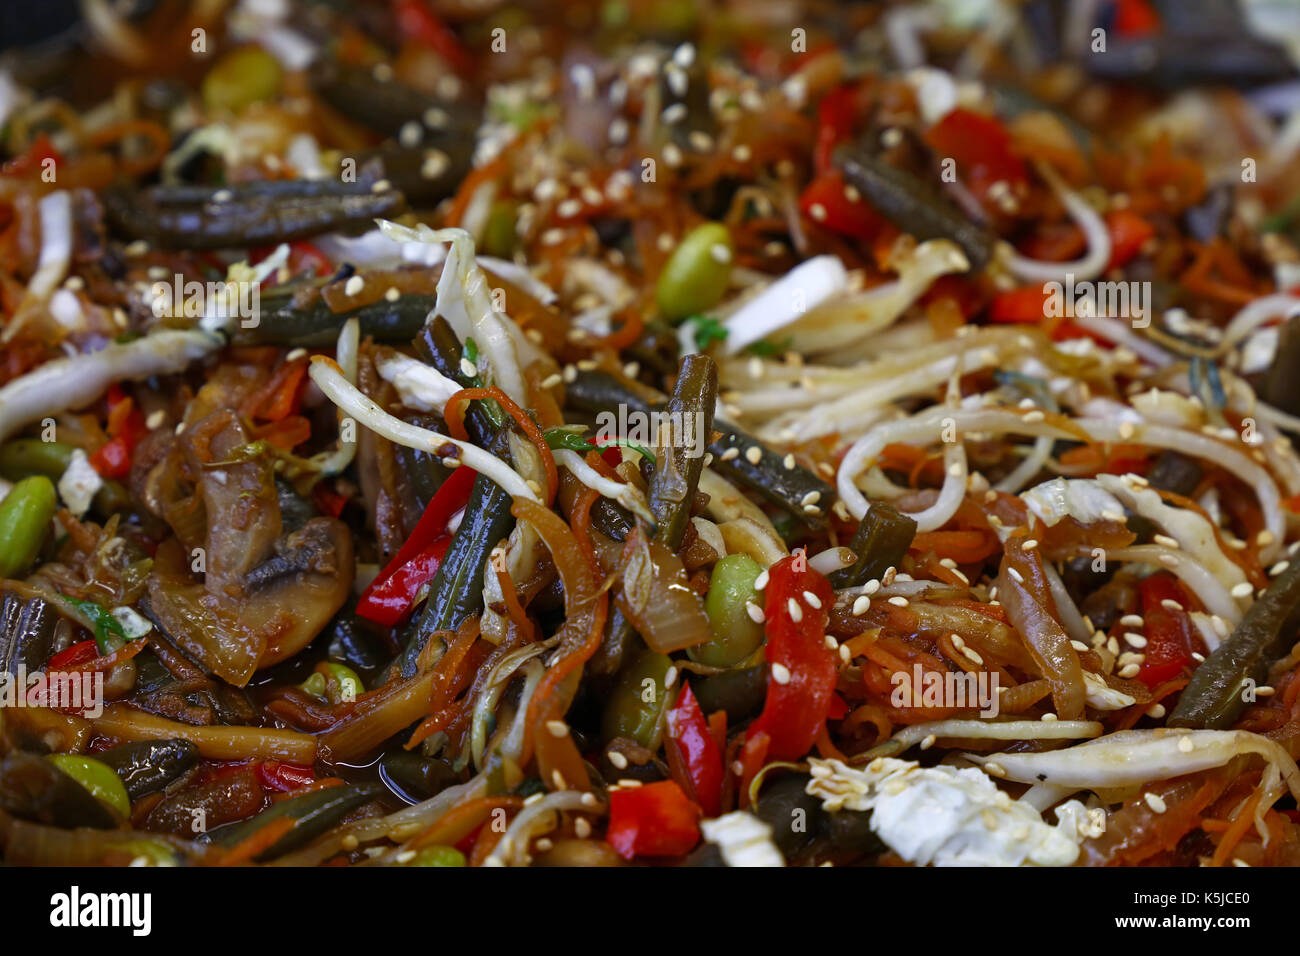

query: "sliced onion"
xmin=616 ymin=528 xmax=712 ymax=654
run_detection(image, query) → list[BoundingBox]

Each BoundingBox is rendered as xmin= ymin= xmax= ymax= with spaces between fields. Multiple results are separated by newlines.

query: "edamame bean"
xmin=691 ymin=553 xmax=766 ymax=667
xmin=46 ymin=754 xmax=131 ymax=819
xmin=0 ymin=476 xmax=57 ymax=578
xmin=656 ymin=222 xmax=733 ymax=321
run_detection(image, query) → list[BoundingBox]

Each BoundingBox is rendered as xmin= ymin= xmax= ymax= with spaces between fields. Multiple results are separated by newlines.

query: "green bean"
xmin=46 ymin=755 xmax=131 ymax=818
xmin=657 ymin=222 xmax=734 ymax=321
xmin=0 ymin=476 xmax=56 ymax=579
xmin=96 ymin=739 xmax=199 ymax=802
xmin=829 ymin=502 xmax=918 ymax=590
xmin=202 ymin=45 xmax=282 ymax=113
xmin=601 ymin=647 xmax=675 ymax=749
xmin=692 ymin=553 xmax=766 ymax=667
xmin=413 ymin=317 xmax=507 ymax=443
xmin=1146 ymin=451 xmax=1204 ymax=498
xmin=205 ymin=783 xmax=383 ymax=861
xmin=564 ymin=368 xmax=832 ymax=529
xmin=1169 ymin=559 xmax=1300 ymax=729
xmin=834 ymin=147 xmax=993 ymax=273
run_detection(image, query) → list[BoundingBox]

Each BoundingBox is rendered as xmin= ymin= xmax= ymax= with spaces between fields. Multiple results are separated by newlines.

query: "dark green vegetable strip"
xmin=96 ymin=739 xmax=199 ymax=802
xmin=397 ymin=318 xmax=516 ymax=677
xmin=834 ymin=146 xmax=994 ymax=273
xmin=0 ymin=590 xmax=57 ymax=674
xmin=204 ymin=783 xmax=382 ymax=861
xmin=1146 ymin=451 xmax=1204 ymax=498
xmin=564 ymin=368 xmax=832 ymax=529
xmin=232 ymin=293 xmax=438 ymax=348
xmin=104 ymin=180 xmax=407 ymax=250
xmin=829 ymin=502 xmax=918 ymax=590
xmin=399 ymin=474 xmax=515 ymax=678
xmin=1265 ymin=316 xmax=1300 ymax=419
xmin=648 ymin=354 xmax=717 ymax=551
xmin=1169 ymin=558 xmax=1300 ymax=729
xmin=0 ymin=751 xmax=120 ymax=830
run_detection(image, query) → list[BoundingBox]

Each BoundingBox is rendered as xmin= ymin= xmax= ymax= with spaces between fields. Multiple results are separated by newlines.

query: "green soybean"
xmin=202 ymin=45 xmax=283 ymax=113
xmin=656 ymin=222 xmax=733 ymax=321
xmin=692 ymin=553 xmax=766 ymax=667
xmin=601 ymin=647 xmax=675 ymax=749
xmin=0 ymin=476 xmax=57 ymax=578
xmin=405 ymin=845 xmax=466 ymax=867
xmin=46 ymin=754 xmax=131 ymax=818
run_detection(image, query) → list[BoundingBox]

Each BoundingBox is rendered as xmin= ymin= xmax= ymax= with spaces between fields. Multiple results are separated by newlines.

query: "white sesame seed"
xmin=787 ymin=598 xmax=803 ymax=622
xmin=771 ymin=663 xmax=792 ymax=685
xmin=1143 ymin=792 xmax=1167 ymax=814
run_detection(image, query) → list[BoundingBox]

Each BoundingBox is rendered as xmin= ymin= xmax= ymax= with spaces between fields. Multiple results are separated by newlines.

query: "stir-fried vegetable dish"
xmin=5 ymin=0 xmax=1300 ymax=868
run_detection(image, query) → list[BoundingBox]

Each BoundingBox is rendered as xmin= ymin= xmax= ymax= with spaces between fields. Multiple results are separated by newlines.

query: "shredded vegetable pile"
xmin=5 ymin=0 xmax=1300 ymax=867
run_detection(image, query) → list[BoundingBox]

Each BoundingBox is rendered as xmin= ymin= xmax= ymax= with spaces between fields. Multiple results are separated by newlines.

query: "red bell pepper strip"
xmin=1 ymin=133 xmax=63 ymax=178
xmin=923 ymin=108 xmax=1028 ymax=206
xmin=606 ymin=780 xmax=701 ymax=860
xmin=799 ymin=170 xmax=891 ymax=243
xmin=1105 ymin=208 xmax=1156 ymax=271
xmin=1136 ymin=573 xmax=1197 ymax=688
xmin=48 ymin=640 xmax=99 ymax=670
xmin=90 ymin=387 xmax=148 ymax=479
xmin=813 ymin=85 xmax=865 ymax=173
xmin=356 ymin=465 xmax=477 ymax=627
xmin=746 ymin=553 xmax=838 ymax=761
xmin=257 ymin=760 xmax=317 ymax=793
xmin=1114 ymin=0 xmax=1160 ymax=36
xmin=392 ymin=0 xmax=474 ymax=76
xmin=666 ymin=682 xmax=724 ymax=818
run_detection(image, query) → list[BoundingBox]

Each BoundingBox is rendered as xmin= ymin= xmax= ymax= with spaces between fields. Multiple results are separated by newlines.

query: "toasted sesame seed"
xmin=803 ymin=590 xmax=822 ymax=609
xmin=546 ymin=720 xmax=569 ymax=737
xmin=771 ymin=663 xmax=791 ymax=684
xmin=788 ymin=598 xmax=803 ymax=622
xmin=745 ymin=446 xmax=762 ymax=465
xmin=1143 ymin=793 xmax=1167 ymax=814
xmin=746 ymin=602 xmax=765 ymax=623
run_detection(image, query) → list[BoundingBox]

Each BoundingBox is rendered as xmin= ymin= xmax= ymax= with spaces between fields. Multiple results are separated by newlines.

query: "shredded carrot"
xmin=444 ymin=385 xmax=558 ymax=505
xmin=411 ymin=794 xmax=523 ymax=851
xmin=1117 ymin=677 xmax=1188 ymax=730
xmin=585 ymin=308 xmax=645 ymax=350
xmin=87 ymin=119 xmax=170 ymax=177
xmin=909 ymin=529 xmax=1000 ymax=564
xmin=495 ymin=563 xmax=534 ymax=641
xmin=520 ymin=591 xmax=608 ymax=766
xmin=569 ymin=484 xmax=603 ymax=580
xmin=814 ymin=721 xmax=846 ymax=761
xmin=218 ymin=816 xmax=296 ymax=866
xmin=1211 ymin=789 xmax=1264 ymax=867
